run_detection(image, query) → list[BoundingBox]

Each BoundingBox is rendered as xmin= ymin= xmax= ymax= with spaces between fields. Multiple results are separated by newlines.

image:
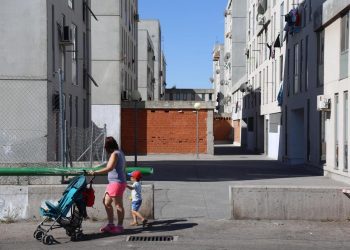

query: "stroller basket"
xmin=33 ymin=175 xmax=94 ymax=245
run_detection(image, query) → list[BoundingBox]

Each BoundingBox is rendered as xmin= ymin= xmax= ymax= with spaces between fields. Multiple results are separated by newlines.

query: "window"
xmin=75 ymin=97 xmax=78 ymax=127
xmin=280 ymin=55 xmax=284 ymax=82
xmin=335 ymin=94 xmax=339 ymax=169
xmin=300 ymin=39 xmax=303 ymax=92
xmin=340 ymin=12 xmax=349 ymax=79
xmin=169 ymin=93 xmax=173 ymax=100
xmin=317 ymin=30 xmax=325 ymax=86
xmin=71 ymin=24 xmax=78 ymax=85
xmin=209 ymin=93 xmax=212 ymax=101
xmin=293 ymin=43 xmax=299 ymax=94
xmin=182 ymin=93 xmax=187 ymax=101
xmin=305 ymin=36 xmax=309 ymax=91
xmin=344 ymin=91 xmax=348 ymax=171
xmin=287 ymin=49 xmax=290 ymax=96
xmin=191 ymin=93 xmax=195 ymax=101
xmin=69 ymin=94 xmax=72 ymax=128
xmin=68 ymin=0 xmax=74 ymax=9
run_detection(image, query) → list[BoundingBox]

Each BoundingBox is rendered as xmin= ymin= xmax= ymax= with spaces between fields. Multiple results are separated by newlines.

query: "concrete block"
xmin=0 ymin=184 xmax=154 ymax=221
xmin=230 ymin=185 xmax=350 ymax=221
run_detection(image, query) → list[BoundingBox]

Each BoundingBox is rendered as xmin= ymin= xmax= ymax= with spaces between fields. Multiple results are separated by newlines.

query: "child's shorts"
xmin=131 ymin=200 xmax=142 ymax=211
xmin=105 ymin=182 xmax=126 ymax=197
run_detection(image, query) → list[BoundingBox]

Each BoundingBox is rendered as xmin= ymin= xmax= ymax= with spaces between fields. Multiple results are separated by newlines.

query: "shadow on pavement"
xmin=78 ymin=219 xmax=197 ymax=241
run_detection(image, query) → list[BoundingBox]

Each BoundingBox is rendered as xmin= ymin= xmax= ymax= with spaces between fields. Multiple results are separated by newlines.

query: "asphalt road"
xmin=2 ymin=146 xmax=350 ymax=249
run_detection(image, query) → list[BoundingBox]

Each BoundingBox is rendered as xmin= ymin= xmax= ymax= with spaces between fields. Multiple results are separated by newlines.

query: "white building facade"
xmin=318 ymin=0 xmax=350 ymax=183
xmin=91 ymin=0 xmax=138 ymax=145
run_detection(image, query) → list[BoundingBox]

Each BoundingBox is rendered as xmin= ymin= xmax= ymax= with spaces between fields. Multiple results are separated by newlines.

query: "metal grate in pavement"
xmin=126 ymin=235 xmax=178 ymax=242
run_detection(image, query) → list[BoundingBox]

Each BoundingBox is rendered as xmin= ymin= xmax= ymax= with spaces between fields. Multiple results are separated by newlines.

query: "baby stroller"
xmin=33 ymin=175 xmax=95 ymax=245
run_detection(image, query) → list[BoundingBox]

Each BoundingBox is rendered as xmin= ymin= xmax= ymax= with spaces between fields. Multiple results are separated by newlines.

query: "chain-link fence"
xmin=0 ymin=77 xmax=106 ymax=167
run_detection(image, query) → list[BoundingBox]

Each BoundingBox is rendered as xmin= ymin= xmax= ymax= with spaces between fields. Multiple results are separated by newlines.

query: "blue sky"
xmin=139 ymin=0 xmax=228 ymax=89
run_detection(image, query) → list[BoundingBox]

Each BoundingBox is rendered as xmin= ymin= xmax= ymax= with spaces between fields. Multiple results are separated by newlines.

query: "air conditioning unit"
xmin=317 ymin=95 xmax=330 ymax=111
xmin=60 ymin=26 xmax=72 ymax=45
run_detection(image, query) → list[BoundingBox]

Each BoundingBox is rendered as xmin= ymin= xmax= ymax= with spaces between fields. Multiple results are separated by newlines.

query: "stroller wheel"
xmin=33 ymin=230 xmax=44 ymax=241
xmin=42 ymin=235 xmax=54 ymax=245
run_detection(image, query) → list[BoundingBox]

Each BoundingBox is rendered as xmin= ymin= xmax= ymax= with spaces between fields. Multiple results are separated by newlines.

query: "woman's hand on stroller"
xmin=87 ymin=170 xmax=95 ymax=176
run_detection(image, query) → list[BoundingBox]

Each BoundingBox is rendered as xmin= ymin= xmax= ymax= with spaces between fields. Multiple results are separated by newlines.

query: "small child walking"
xmin=127 ymin=170 xmax=148 ymax=227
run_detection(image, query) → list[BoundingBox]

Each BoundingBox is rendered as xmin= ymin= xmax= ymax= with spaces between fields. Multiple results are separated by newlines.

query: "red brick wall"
xmin=213 ymin=118 xmax=233 ymax=142
xmin=121 ymin=109 xmax=208 ymax=154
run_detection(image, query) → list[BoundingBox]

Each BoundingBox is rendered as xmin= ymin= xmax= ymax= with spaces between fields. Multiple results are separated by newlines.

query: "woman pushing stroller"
xmin=88 ymin=136 xmax=127 ymax=234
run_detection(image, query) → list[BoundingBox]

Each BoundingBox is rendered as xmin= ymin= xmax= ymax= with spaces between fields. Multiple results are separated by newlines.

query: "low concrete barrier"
xmin=0 ymin=184 xmax=154 ymax=221
xmin=229 ymin=185 xmax=350 ymax=221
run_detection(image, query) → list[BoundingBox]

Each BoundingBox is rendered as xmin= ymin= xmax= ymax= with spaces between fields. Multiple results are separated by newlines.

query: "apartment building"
xmin=165 ymin=89 xmax=214 ymax=102
xmin=138 ymin=20 xmax=164 ymax=101
xmin=0 ymin=0 xmax=92 ymax=162
xmin=240 ymin=0 xmax=284 ymax=157
xmin=91 ymin=0 xmax=138 ymax=145
xmin=212 ymin=44 xmax=226 ymax=114
xmin=317 ymin=0 xmax=350 ymax=183
xmin=138 ymin=28 xmax=155 ymax=101
xmin=281 ymin=0 xmax=327 ymax=165
xmin=161 ymin=51 xmax=167 ymax=97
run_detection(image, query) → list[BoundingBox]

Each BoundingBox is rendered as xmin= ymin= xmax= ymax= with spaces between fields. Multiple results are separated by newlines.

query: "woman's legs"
xmin=103 ymin=193 xmax=114 ymax=224
xmin=113 ymin=195 xmax=124 ymax=226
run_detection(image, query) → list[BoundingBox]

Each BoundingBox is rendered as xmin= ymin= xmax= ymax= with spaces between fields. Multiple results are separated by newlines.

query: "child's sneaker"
xmin=100 ymin=224 xmax=115 ymax=233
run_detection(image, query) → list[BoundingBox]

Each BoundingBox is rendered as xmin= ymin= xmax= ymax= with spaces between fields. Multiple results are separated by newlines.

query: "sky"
xmin=138 ymin=0 xmax=228 ymax=89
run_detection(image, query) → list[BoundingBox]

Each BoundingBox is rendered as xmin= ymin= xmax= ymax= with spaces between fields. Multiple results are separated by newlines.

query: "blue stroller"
xmin=33 ymin=175 xmax=95 ymax=245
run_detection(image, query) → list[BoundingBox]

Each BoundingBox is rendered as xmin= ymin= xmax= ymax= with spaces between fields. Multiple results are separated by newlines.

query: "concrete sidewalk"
xmin=1 ymin=218 xmax=350 ymax=249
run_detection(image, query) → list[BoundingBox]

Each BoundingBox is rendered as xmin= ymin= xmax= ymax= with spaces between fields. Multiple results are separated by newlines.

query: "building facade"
xmin=138 ymin=20 xmax=164 ymax=101
xmin=0 ymin=0 xmax=91 ymax=162
xmin=318 ymin=0 xmax=350 ymax=183
xmin=138 ymin=28 xmax=155 ymax=101
xmin=281 ymin=0 xmax=327 ymax=165
xmin=212 ymin=44 xmax=226 ymax=114
xmin=91 ymin=0 xmax=138 ymax=145
xmin=165 ymin=89 xmax=214 ymax=102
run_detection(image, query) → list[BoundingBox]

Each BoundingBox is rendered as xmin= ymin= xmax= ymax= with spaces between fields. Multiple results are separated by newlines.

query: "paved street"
xmin=1 ymin=146 xmax=350 ymax=249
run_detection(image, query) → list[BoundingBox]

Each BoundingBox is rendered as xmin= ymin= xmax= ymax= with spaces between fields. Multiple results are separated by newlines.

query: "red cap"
xmin=130 ymin=170 xmax=142 ymax=181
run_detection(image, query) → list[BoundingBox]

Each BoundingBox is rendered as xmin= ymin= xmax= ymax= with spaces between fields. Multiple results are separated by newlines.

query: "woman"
xmin=89 ymin=136 xmax=127 ymax=234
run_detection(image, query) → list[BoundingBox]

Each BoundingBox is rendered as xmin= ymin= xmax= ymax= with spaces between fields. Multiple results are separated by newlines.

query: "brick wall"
xmin=121 ymin=109 xmax=208 ymax=154
xmin=213 ymin=118 xmax=233 ymax=142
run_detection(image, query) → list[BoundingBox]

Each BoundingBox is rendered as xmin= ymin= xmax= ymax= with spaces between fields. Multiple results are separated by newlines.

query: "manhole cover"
xmin=126 ymin=235 xmax=178 ymax=242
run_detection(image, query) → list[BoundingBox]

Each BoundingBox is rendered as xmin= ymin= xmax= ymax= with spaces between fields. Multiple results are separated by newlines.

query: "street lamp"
xmin=194 ymin=102 xmax=201 ymax=159
xmin=131 ymin=90 xmax=142 ymax=167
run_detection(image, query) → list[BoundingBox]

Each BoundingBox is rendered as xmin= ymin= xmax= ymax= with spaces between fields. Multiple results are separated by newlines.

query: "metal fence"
xmin=0 ymin=75 xmax=106 ymax=167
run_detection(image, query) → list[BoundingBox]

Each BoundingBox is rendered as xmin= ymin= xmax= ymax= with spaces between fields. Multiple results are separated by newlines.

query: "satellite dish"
xmin=216 ymin=69 xmax=220 ymax=74
xmin=209 ymin=77 xmax=214 ymax=83
xmin=220 ymin=80 xmax=225 ymax=85
xmin=239 ymin=82 xmax=248 ymax=92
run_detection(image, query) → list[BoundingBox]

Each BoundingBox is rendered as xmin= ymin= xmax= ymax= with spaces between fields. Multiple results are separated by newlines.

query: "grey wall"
xmin=139 ymin=20 xmax=161 ymax=101
xmin=231 ymin=0 xmax=247 ymax=87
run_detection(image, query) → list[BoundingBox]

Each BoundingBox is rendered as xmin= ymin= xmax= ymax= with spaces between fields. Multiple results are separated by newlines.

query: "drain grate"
xmin=126 ymin=235 xmax=178 ymax=242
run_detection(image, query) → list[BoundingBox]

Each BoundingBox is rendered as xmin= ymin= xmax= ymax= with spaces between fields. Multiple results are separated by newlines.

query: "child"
xmin=127 ymin=170 xmax=148 ymax=227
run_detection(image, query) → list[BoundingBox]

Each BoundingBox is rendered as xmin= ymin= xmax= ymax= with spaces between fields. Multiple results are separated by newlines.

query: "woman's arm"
xmin=89 ymin=153 xmax=118 ymax=175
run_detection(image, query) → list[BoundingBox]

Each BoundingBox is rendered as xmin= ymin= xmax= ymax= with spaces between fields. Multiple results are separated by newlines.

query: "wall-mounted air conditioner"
xmin=317 ymin=95 xmax=330 ymax=111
